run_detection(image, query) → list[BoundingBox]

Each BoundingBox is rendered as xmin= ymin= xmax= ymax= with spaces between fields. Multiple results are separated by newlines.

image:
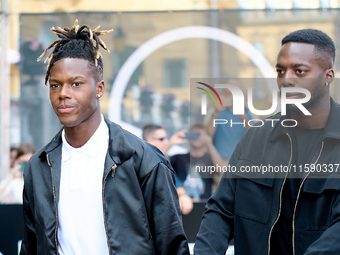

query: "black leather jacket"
xmin=195 ymin=98 xmax=340 ymax=255
xmin=20 ymin=118 xmax=189 ymax=255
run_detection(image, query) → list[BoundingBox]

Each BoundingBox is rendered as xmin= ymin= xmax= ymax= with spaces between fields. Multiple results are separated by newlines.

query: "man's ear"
xmin=325 ymin=68 xmax=334 ymax=84
xmin=96 ymin=80 xmax=105 ymax=98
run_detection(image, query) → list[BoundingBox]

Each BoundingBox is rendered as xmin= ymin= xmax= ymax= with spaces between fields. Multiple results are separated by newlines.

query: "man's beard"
xmin=285 ymin=83 xmax=323 ymax=116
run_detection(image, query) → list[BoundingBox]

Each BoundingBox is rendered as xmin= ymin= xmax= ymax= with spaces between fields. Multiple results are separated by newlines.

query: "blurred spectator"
xmin=142 ymin=124 xmax=188 ymax=157
xmin=139 ymin=85 xmax=155 ymax=125
xmin=180 ymin=100 xmax=190 ymax=125
xmin=142 ymin=124 xmax=193 ymax=214
xmin=15 ymin=143 xmax=36 ymax=162
xmin=0 ymin=143 xmax=36 ymax=204
xmin=10 ymin=146 xmax=18 ymax=168
xmin=161 ymin=93 xmax=175 ymax=118
xmin=205 ymin=79 xmax=252 ymax=161
xmin=170 ymin=124 xmax=224 ymax=200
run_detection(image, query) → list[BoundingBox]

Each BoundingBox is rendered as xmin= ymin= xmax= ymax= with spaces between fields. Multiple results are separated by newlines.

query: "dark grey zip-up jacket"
xmin=195 ymin=98 xmax=340 ymax=255
xmin=20 ymin=118 xmax=190 ymax=255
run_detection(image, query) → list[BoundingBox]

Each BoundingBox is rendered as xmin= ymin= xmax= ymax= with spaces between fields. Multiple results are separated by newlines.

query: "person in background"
xmin=205 ymin=79 xmax=252 ymax=162
xmin=142 ymin=124 xmax=188 ymax=157
xmin=142 ymin=124 xmax=193 ymax=215
xmin=170 ymin=124 xmax=224 ymax=201
xmin=10 ymin=146 xmax=18 ymax=168
xmin=0 ymin=143 xmax=36 ymax=204
xmin=15 ymin=144 xmax=36 ymax=165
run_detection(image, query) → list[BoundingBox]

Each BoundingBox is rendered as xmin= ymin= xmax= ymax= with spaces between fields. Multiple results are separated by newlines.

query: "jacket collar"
xmin=104 ymin=117 xmax=136 ymax=164
xmin=270 ymin=98 xmax=340 ymax=141
xmin=39 ymin=116 xmax=136 ymax=164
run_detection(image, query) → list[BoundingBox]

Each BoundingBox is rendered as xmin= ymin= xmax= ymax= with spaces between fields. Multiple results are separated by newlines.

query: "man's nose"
xmin=59 ymin=84 xmax=72 ymax=99
xmin=280 ymin=70 xmax=295 ymax=87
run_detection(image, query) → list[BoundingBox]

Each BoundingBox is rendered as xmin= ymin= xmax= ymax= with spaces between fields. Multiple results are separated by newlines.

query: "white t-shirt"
xmin=0 ymin=177 xmax=24 ymax=204
xmin=58 ymin=115 xmax=109 ymax=255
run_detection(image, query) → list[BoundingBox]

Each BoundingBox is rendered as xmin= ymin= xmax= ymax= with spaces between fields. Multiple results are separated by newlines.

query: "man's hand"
xmin=177 ymin=187 xmax=193 ymax=215
xmin=179 ymin=194 xmax=193 ymax=215
xmin=169 ymin=129 xmax=189 ymax=146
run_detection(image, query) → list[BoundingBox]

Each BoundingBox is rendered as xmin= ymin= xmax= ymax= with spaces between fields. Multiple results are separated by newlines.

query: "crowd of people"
xmin=0 ymin=143 xmax=36 ymax=204
xmin=142 ymin=122 xmax=228 ymax=215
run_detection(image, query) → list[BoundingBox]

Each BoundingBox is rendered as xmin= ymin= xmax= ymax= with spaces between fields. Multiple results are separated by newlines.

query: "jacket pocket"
xmin=302 ymin=177 xmax=340 ymax=231
xmin=303 ymin=175 xmax=340 ymax=194
xmin=234 ymin=159 xmax=275 ymax=224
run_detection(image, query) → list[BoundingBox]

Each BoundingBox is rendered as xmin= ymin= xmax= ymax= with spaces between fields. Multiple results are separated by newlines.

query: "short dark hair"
xmin=282 ymin=29 xmax=335 ymax=61
xmin=142 ymin=124 xmax=164 ymax=140
xmin=37 ymin=19 xmax=113 ymax=84
xmin=16 ymin=143 xmax=36 ymax=159
xmin=10 ymin=146 xmax=18 ymax=152
xmin=190 ymin=123 xmax=206 ymax=131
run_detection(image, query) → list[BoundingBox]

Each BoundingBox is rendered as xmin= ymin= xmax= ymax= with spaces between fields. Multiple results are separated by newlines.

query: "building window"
xmin=163 ymin=58 xmax=187 ymax=88
xmin=319 ymin=0 xmax=330 ymax=8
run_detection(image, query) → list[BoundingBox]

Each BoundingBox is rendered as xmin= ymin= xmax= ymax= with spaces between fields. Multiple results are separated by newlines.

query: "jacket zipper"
xmin=46 ymin=154 xmax=59 ymax=255
xmin=102 ymin=163 xmax=117 ymax=254
xmin=292 ymin=141 xmax=324 ymax=255
xmin=267 ymin=133 xmax=293 ymax=255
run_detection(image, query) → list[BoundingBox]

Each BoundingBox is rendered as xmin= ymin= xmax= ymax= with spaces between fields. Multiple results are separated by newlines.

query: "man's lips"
xmin=57 ymin=106 xmax=75 ymax=113
xmin=284 ymin=93 xmax=305 ymax=99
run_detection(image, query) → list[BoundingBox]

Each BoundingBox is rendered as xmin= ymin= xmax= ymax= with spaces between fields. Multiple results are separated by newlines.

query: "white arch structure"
xmin=108 ymin=26 xmax=276 ymax=137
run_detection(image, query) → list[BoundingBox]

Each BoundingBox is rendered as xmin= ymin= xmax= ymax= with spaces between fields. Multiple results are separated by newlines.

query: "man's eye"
xmin=296 ymin=69 xmax=305 ymax=74
xmin=50 ymin=84 xmax=59 ymax=88
xmin=276 ymin=69 xmax=284 ymax=75
xmin=72 ymin=82 xmax=81 ymax=87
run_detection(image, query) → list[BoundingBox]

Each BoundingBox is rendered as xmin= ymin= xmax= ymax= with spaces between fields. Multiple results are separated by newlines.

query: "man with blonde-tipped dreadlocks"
xmin=20 ymin=20 xmax=189 ymax=255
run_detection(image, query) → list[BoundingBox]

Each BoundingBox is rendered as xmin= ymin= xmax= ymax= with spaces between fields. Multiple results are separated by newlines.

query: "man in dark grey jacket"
xmin=20 ymin=20 xmax=189 ymax=255
xmin=195 ymin=29 xmax=340 ymax=254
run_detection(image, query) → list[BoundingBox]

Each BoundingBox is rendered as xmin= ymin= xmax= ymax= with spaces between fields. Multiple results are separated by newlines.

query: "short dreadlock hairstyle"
xmin=282 ymin=29 xmax=335 ymax=62
xmin=37 ymin=19 xmax=113 ymax=85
